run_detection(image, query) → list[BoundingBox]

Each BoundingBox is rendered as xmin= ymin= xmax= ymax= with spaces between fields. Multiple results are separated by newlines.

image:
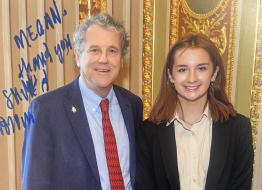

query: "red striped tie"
xmin=100 ymin=99 xmax=125 ymax=190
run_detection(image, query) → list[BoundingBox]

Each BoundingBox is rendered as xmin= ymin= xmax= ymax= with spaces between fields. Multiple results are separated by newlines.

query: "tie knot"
xmin=100 ymin=99 xmax=109 ymax=112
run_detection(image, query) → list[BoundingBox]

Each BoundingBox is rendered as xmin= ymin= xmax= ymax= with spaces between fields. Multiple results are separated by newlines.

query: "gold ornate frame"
xmin=79 ymin=0 xmax=107 ymax=23
xmin=250 ymin=1 xmax=262 ymax=148
xmin=142 ymin=0 xmax=155 ymax=119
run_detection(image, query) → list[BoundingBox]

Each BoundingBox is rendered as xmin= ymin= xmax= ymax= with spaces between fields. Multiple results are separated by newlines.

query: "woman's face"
xmin=171 ymin=48 xmax=219 ymax=105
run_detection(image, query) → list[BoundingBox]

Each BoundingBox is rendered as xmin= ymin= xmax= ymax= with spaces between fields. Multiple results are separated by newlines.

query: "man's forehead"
xmin=86 ymin=24 xmax=119 ymax=34
xmin=84 ymin=25 xmax=121 ymax=48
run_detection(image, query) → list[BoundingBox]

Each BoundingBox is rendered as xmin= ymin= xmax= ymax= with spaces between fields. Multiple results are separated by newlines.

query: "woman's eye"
xmin=177 ymin=68 xmax=187 ymax=72
xmin=198 ymin=66 xmax=208 ymax=71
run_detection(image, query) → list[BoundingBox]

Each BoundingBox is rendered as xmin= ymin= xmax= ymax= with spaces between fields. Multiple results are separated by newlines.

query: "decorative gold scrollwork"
xmin=79 ymin=0 xmax=107 ymax=24
xmin=180 ymin=3 xmax=228 ymax=55
xmin=250 ymin=1 xmax=262 ymax=149
xmin=142 ymin=0 xmax=154 ymax=119
xmin=90 ymin=0 xmax=107 ymax=15
xmin=79 ymin=0 xmax=89 ymax=24
xmin=169 ymin=0 xmax=180 ymax=46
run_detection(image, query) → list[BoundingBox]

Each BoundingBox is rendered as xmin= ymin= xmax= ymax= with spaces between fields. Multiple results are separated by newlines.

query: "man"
xmin=22 ymin=13 xmax=143 ymax=190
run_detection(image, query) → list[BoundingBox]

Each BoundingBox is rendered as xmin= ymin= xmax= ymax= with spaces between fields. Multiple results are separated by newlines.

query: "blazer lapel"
xmin=63 ymin=79 xmax=100 ymax=183
xmin=114 ymin=86 xmax=136 ymax=186
xmin=158 ymin=122 xmax=180 ymax=189
xmin=205 ymin=121 xmax=229 ymax=189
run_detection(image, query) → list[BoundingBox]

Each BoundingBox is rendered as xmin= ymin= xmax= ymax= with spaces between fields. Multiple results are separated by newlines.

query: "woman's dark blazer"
xmin=135 ymin=114 xmax=254 ymax=190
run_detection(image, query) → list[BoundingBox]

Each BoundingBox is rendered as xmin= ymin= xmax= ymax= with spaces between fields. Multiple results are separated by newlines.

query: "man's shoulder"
xmin=113 ymin=85 xmax=141 ymax=101
xmin=31 ymin=79 xmax=77 ymax=106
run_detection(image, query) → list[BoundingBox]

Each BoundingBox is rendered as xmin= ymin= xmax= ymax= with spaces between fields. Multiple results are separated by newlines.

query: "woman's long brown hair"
xmin=149 ymin=33 xmax=236 ymax=124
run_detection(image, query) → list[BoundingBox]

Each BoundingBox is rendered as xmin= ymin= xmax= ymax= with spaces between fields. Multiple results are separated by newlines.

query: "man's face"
xmin=75 ymin=24 xmax=122 ymax=97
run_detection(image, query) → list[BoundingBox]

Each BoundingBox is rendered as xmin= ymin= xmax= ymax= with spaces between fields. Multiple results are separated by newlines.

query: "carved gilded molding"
xmin=79 ymin=0 xmax=107 ymax=23
xmin=169 ymin=0 xmax=237 ymax=98
xmin=169 ymin=0 xmax=180 ymax=46
xmin=79 ymin=0 xmax=89 ymax=23
xmin=142 ymin=0 xmax=154 ymax=119
xmin=90 ymin=0 xmax=107 ymax=14
xmin=178 ymin=0 xmax=229 ymax=55
xmin=250 ymin=1 xmax=262 ymax=149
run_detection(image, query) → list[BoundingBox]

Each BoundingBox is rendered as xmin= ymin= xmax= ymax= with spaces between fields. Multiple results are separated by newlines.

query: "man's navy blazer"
xmin=22 ymin=78 xmax=143 ymax=190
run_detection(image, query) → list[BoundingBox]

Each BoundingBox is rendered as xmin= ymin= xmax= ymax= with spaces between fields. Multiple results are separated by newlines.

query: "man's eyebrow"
xmin=197 ymin=63 xmax=209 ymax=66
xmin=88 ymin=45 xmax=99 ymax=48
xmin=108 ymin=45 xmax=120 ymax=49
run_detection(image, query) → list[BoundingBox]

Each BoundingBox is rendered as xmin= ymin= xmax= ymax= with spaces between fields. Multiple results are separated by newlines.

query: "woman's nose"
xmin=187 ymin=70 xmax=197 ymax=82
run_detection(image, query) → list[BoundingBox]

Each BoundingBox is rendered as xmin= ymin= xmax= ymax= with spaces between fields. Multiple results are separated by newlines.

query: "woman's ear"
xmin=168 ymin=69 xmax=175 ymax=84
xmin=211 ymin=66 xmax=219 ymax=82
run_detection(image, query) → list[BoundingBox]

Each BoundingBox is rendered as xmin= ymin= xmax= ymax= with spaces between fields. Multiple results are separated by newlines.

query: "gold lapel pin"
xmin=71 ymin=106 xmax=77 ymax=113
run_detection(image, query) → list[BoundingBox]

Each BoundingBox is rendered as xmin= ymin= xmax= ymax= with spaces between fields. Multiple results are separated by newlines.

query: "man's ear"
xmin=211 ymin=66 xmax=219 ymax=82
xmin=74 ymin=49 xmax=80 ymax=67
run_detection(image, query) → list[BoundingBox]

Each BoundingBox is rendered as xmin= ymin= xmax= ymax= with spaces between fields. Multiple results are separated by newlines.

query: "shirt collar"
xmin=166 ymin=103 xmax=211 ymax=126
xmin=78 ymin=75 xmax=115 ymax=112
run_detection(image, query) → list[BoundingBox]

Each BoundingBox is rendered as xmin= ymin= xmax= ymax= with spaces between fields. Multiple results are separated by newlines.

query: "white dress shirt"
xmin=169 ymin=106 xmax=212 ymax=190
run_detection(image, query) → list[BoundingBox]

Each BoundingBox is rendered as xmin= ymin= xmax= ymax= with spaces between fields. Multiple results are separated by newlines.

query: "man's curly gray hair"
xmin=73 ymin=13 xmax=129 ymax=57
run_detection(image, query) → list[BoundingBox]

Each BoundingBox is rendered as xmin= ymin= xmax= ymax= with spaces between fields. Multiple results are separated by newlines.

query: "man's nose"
xmin=98 ymin=51 xmax=108 ymax=63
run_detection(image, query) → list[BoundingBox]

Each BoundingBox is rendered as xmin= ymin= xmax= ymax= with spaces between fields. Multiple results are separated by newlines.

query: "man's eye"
xmin=109 ymin=48 xmax=119 ymax=54
xmin=90 ymin=48 xmax=98 ymax=52
xmin=88 ymin=48 xmax=100 ymax=54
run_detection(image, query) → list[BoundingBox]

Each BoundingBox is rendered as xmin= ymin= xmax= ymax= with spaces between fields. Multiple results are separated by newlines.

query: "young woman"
xmin=136 ymin=34 xmax=254 ymax=190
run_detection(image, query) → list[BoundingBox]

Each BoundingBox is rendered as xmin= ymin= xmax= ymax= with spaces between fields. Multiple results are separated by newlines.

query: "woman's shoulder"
xmin=218 ymin=113 xmax=252 ymax=134
xmin=137 ymin=119 xmax=161 ymax=138
xmin=228 ymin=113 xmax=250 ymax=125
xmin=142 ymin=119 xmax=169 ymax=129
xmin=143 ymin=119 xmax=158 ymax=126
xmin=216 ymin=113 xmax=250 ymax=125
xmin=141 ymin=119 xmax=170 ymax=136
xmin=141 ymin=119 xmax=158 ymax=133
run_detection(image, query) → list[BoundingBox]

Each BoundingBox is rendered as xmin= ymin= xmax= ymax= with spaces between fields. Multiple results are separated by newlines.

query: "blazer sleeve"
xmin=231 ymin=115 xmax=254 ymax=190
xmin=135 ymin=120 xmax=157 ymax=190
xmin=22 ymin=99 xmax=53 ymax=190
